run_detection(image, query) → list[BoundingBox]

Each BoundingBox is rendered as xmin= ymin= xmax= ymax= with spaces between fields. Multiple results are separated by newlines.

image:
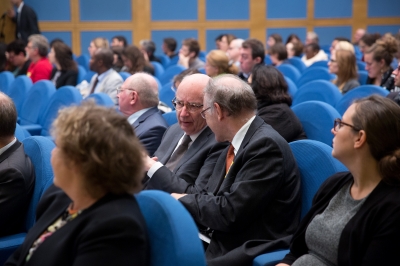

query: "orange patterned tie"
xmin=225 ymin=144 xmax=235 ymax=174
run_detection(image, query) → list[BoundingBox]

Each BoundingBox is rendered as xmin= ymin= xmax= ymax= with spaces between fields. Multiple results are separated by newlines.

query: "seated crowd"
xmin=0 ymin=28 xmax=400 ymax=266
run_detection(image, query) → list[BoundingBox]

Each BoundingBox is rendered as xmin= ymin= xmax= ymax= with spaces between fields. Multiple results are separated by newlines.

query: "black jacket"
xmin=13 ymin=4 xmax=40 ymax=42
xmin=50 ymin=68 xmax=79 ymax=89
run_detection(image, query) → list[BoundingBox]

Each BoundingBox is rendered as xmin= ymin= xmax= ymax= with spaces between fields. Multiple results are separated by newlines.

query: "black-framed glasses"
xmin=200 ymin=107 xmax=211 ymax=119
xmin=116 ymin=86 xmax=135 ymax=94
xmin=333 ymin=118 xmax=361 ymax=132
xmin=330 ymin=58 xmax=337 ymax=63
xmin=171 ymin=98 xmax=203 ymax=113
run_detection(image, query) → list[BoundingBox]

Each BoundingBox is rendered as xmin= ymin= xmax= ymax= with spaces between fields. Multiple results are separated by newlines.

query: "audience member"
xmin=277 ymin=95 xmax=400 ymax=266
xmin=172 ymin=68 xmax=201 ymax=90
xmin=178 ymin=38 xmax=205 ymax=69
xmin=7 ymin=0 xmax=40 ymax=43
xmin=305 ymin=31 xmax=319 ymax=45
xmin=238 ymin=38 xmax=265 ymax=81
xmin=117 ymin=73 xmax=168 ymax=156
xmin=144 ymin=74 xmax=228 ymax=192
xmin=205 ymin=50 xmax=239 ymax=77
xmin=353 ymin=28 xmax=366 ymax=45
xmin=162 ymin=37 xmax=178 ymax=59
xmin=359 ymin=33 xmax=381 ymax=57
xmin=122 ymin=45 xmax=154 ymax=76
xmin=6 ymin=40 xmax=31 ymax=76
xmin=302 ymin=43 xmax=328 ymax=67
xmin=269 ymin=43 xmax=289 ymax=66
xmin=267 ymin=33 xmax=283 ymax=49
xmin=227 ymin=38 xmax=244 ymax=69
xmin=111 ymin=46 xmax=125 ymax=72
xmin=6 ymin=102 xmax=149 ymax=266
xmin=286 ymin=34 xmax=302 ymax=45
xmin=172 ymin=75 xmax=301 ymax=265
xmin=80 ymin=48 xmax=123 ymax=105
xmin=329 ymin=49 xmax=360 ymax=94
xmin=25 ymin=34 xmax=52 ymax=83
xmin=216 ymin=34 xmax=236 ymax=52
xmin=140 ymin=40 xmax=161 ymax=63
xmin=88 ymin=37 xmax=109 ymax=58
xmin=249 ymin=65 xmax=307 ymax=142
xmin=48 ymin=42 xmax=78 ymax=88
xmin=386 ymin=62 xmax=400 ymax=105
xmin=334 ymin=41 xmax=355 ymax=54
xmin=0 ymin=92 xmax=35 ymax=238
xmin=330 ymin=37 xmax=351 ymax=55
xmin=111 ymin=35 xmax=128 ymax=48
xmin=364 ymin=35 xmax=398 ymax=91
xmin=286 ymin=42 xmax=303 ymax=58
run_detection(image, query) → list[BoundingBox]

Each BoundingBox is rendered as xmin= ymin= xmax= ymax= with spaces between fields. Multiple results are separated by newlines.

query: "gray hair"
xmin=129 ymin=72 xmax=159 ymax=107
xmin=204 ymin=74 xmax=257 ymax=117
xmin=28 ymin=34 xmax=49 ymax=57
xmin=231 ymin=38 xmax=244 ymax=48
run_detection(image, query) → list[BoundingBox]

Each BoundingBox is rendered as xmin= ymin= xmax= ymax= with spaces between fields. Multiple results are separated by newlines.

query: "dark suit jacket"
xmin=179 ymin=116 xmax=302 ymax=262
xmin=6 ymin=185 xmax=150 ymax=266
xmin=132 ymin=106 xmax=168 ymax=156
xmin=14 ymin=4 xmax=40 ymax=42
xmin=50 ymin=68 xmax=79 ymax=89
xmin=0 ymin=140 xmax=35 ymax=237
xmin=145 ymin=124 xmax=228 ymax=193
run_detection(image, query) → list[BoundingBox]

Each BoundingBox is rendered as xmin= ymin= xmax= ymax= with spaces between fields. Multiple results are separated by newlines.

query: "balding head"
xmin=0 ymin=92 xmax=17 ymax=142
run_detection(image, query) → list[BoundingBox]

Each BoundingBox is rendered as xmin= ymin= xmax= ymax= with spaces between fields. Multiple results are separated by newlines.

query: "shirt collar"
xmin=17 ymin=2 xmax=24 ymax=13
xmin=230 ymin=115 xmax=256 ymax=155
xmin=127 ymin=107 xmax=152 ymax=125
xmin=0 ymin=137 xmax=17 ymax=156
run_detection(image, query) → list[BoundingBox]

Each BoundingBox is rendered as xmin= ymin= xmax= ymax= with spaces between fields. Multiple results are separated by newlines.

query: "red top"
xmin=27 ymin=57 xmax=53 ymax=83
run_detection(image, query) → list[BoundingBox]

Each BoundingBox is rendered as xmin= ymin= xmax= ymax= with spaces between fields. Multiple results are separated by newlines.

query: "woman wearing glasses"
xmin=277 ymin=95 xmax=400 ymax=266
xmin=328 ymin=49 xmax=360 ymax=94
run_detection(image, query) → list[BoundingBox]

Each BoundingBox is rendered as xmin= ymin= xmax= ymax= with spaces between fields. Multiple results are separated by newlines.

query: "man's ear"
xmin=214 ymin=102 xmax=224 ymax=121
xmin=189 ymin=51 xmax=196 ymax=59
xmin=130 ymin=91 xmax=138 ymax=105
xmin=254 ymin=56 xmax=262 ymax=64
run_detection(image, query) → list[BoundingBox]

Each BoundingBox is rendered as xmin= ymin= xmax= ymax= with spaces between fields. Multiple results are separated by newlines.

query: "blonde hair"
xmin=206 ymin=50 xmax=239 ymax=76
xmin=366 ymin=35 xmax=398 ymax=67
xmin=335 ymin=41 xmax=355 ymax=54
xmin=332 ymin=49 xmax=358 ymax=91
xmin=92 ymin=37 xmax=109 ymax=49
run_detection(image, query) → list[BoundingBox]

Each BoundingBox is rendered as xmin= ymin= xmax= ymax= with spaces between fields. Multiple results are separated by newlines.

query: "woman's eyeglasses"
xmin=333 ymin=118 xmax=361 ymax=132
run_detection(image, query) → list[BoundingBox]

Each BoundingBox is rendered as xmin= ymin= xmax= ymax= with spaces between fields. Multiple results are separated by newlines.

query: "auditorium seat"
xmin=15 ymin=123 xmax=31 ymax=141
xmin=151 ymin=61 xmax=165 ymax=80
xmin=335 ymin=85 xmax=389 ymax=115
xmin=292 ymin=101 xmax=341 ymax=146
xmin=162 ymin=111 xmax=178 ymax=126
xmin=296 ymin=67 xmax=335 ymax=87
xmin=0 ymin=71 xmax=15 ymax=95
xmin=158 ymin=54 xmax=171 ymax=69
xmin=160 ymin=65 xmax=186 ymax=85
xmin=308 ymin=60 xmax=329 ymax=68
xmin=159 ymin=83 xmax=176 ymax=109
xmin=0 ymin=136 xmax=55 ymax=265
xmin=85 ymin=93 xmax=115 ymax=107
xmin=77 ymin=65 xmax=87 ymax=84
xmin=76 ymin=54 xmax=90 ymax=71
xmin=119 ymin=71 xmax=131 ymax=81
xmin=357 ymin=70 xmax=368 ymax=85
xmin=284 ymin=76 xmax=298 ymax=98
xmin=8 ymin=76 xmax=32 ymax=114
xmin=288 ymin=57 xmax=307 ymax=73
xmin=293 ymin=80 xmax=342 ymax=107
xmin=253 ymin=140 xmax=347 ymax=266
xmin=136 ymin=190 xmax=206 ymax=266
xmin=277 ymin=64 xmax=301 ymax=84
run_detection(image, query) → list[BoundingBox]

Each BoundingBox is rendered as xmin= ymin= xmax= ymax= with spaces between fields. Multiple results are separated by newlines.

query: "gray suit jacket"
xmin=145 ymin=124 xmax=228 ymax=193
xmin=88 ymin=69 xmax=123 ymax=105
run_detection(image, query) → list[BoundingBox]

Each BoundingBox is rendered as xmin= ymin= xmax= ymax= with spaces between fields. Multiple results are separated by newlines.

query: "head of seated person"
xmin=88 ymin=37 xmax=109 ymax=58
xmin=269 ymin=43 xmax=288 ymax=66
xmin=329 ymin=49 xmax=358 ymax=93
xmin=205 ymin=50 xmax=239 ymax=77
xmin=304 ymin=43 xmax=320 ymax=60
xmin=330 ymin=37 xmax=351 ymax=55
xmin=122 ymin=45 xmax=153 ymax=75
xmin=48 ymin=42 xmax=77 ymax=73
xmin=111 ymin=35 xmax=128 ymax=48
xmin=89 ymin=48 xmax=114 ymax=75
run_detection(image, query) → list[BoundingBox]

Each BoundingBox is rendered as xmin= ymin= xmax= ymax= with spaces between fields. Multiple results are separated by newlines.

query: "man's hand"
xmin=171 ymin=193 xmax=187 ymax=200
xmin=178 ymin=53 xmax=190 ymax=68
xmin=143 ymin=152 xmax=158 ymax=171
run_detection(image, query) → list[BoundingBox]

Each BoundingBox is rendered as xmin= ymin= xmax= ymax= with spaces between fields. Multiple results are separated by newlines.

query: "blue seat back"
xmin=288 ymin=57 xmax=306 ymax=73
xmin=277 ymin=64 xmax=301 ymax=83
xmin=198 ymin=51 xmax=207 ymax=62
xmin=0 ymin=71 xmax=15 ymax=94
xmin=151 ymin=61 xmax=165 ymax=80
xmin=136 ymin=190 xmax=206 ymax=266
xmin=335 ymin=85 xmax=389 ymax=115
xmin=39 ymin=86 xmax=82 ymax=136
xmin=159 ymin=83 xmax=176 ymax=109
xmin=264 ymin=55 xmax=272 ymax=65
xmin=289 ymin=140 xmax=347 ymax=218
xmin=357 ymin=70 xmax=368 ymax=85
xmin=162 ymin=111 xmax=178 ymax=126
xmin=15 ymin=123 xmax=31 ymax=141
xmin=119 ymin=71 xmax=131 ymax=81
xmin=85 ymin=93 xmax=115 ymax=107
xmin=160 ymin=65 xmax=186 ymax=85
xmin=77 ymin=65 xmax=87 ymax=84
xmin=357 ymin=61 xmax=366 ymax=71
xmin=309 ymin=60 xmax=329 ymax=68
xmin=22 ymin=136 xmax=55 ymax=230
xmin=158 ymin=54 xmax=171 ymax=69
xmin=167 ymin=56 xmax=179 ymax=67
xmin=83 ymin=70 xmax=96 ymax=82
xmin=19 ymin=80 xmax=56 ymax=125
xmin=8 ymin=76 xmax=32 ymax=114
xmin=296 ymin=67 xmax=335 ymax=87
xmin=293 ymin=80 xmax=342 ymax=107
xmin=198 ymin=68 xmax=206 ymax=74
xmin=284 ymin=76 xmax=297 ymax=98
xmin=76 ymin=54 xmax=90 ymax=71
xmin=292 ymin=101 xmax=341 ymax=146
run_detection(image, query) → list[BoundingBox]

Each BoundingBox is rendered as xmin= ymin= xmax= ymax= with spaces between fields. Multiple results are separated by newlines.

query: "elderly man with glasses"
xmin=143 ymin=73 xmax=228 ymax=192
xmin=117 ymin=72 xmax=168 ymax=156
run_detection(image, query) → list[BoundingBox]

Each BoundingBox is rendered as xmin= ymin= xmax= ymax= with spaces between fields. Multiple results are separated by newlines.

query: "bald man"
xmin=117 ymin=72 xmax=168 ymax=155
xmin=144 ymin=73 xmax=228 ymax=193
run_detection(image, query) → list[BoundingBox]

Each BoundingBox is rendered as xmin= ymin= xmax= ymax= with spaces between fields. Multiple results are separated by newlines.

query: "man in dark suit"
xmin=8 ymin=0 xmax=40 ymax=43
xmin=172 ymin=75 xmax=302 ymax=265
xmin=144 ymin=74 xmax=228 ymax=193
xmin=118 ymin=72 xmax=168 ymax=155
xmin=0 ymin=92 xmax=35 ymax=237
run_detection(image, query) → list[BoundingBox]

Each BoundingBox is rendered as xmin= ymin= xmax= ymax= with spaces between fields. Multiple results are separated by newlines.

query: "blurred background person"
xmin=122 ymin=45 xmax=154 ymax=76
xmin=6 ymin=40 xmax=31 ymax=76
xmin=269 ymin=43 xmax=289 ymax=66
xmin=48 ymin=42 xmax=78 ymax=88
xmin=305 ymin=31 xmax=319 ymax=45
xmin=26 ymin=34 xmax=52 ymax=83
xmin=88 ymin=37 xmax=109 ymax=58
xmin=286 ymin=42 xmax=304 ymax=58
xmin=111 ymin=46 xmax=125 ymax=72
xmin=7 ymin=0 xmax=40 ymax=42
xmin=178 ymin=38 xmax=205 ymax=69
xmin=205 ymin=50 xmax=239 ymax=77
xmin=267 ymin=33 xmax=283 ymax=50
xmin=111 ymin=35 xmax=128 ymax=48
xmin=215 ymin=34 xmax=236 ymax=52
xmin=359 ymin=33 xmax=381 ymax=60
xmin=162 ymin=37 xmax=178 ymax=59
xmin=353 ymin=28 xmax=366 ymax=46
xmin=227 ymin=38 xmax=244 ymax=69
xmin=5 ymin=102 xmax=150 ymax=266
xmin=329 ymin=49 xmax=360 ymax=94
xmin=277 ymin=95 xmax=400 ymax=266
xmin=249 ymin=65 xmax=307 ymax=142
xmin=140 ymin=40 xmax=161 ymax=63
xmin=302 ymin=43 xmax=328 ymax=67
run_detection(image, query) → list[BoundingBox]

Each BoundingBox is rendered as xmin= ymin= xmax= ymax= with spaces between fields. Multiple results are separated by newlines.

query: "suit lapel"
xmin=132 ymin=107 xmax=158 ymax=129
xmin=158 ymin=127 xmax=184 ymax=164
xmin=0 ymin=140 xmax=21 ymax=164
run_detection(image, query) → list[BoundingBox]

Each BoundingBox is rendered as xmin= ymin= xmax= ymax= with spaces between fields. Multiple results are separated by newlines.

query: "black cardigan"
xmin=50 ymin=68 xmax=79 ymax=89
xmin=281 ymin=172 xmax=400 ymax=265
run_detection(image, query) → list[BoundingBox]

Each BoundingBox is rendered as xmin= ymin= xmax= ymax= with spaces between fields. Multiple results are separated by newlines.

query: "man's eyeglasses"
xmin=333 ymin=118 xmax=361 ymax=132
xmin=200 ymin=107 xmax=211 ymax=119
xmin=116 ymin=87 xmax=135 ymax=94
xmin=171 ymin=98 xmax=203 ymax=112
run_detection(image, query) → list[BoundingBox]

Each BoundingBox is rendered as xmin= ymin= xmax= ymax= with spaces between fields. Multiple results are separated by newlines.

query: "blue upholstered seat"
xmin=293 ymin=80 xmax=342 ymax=107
